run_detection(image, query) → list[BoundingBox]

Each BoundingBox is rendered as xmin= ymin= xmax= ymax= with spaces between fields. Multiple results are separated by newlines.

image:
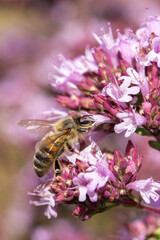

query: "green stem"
xmin=144 ymin=125 xmax=160 ymax=143
xmin=96 ymin=202 xmax=120 ymax=215
xmin=143 ymin=125 xmax=153 ymax=134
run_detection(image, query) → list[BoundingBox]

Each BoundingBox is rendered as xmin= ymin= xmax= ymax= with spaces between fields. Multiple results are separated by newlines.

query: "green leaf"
xmin=147 ymin=227 xmax=160 ymax=239
xmin=136 ymin=127 xmax=152 ymax=136
xmin=149 ymin=140 xmax=160 ymax=151
xmin=154 ymin=227 xmax=160 ymax=238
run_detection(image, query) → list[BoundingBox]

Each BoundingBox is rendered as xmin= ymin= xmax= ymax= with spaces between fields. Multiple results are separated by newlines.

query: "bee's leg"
xmin=57 ymin=147 xmax=65 ymax=158
xmin=66 ymin=142 xmax=80 ymax=155
xmin=54 ymin=159 xmax=61 ymax=177
xmin=54 ymin=147 xmax=64 ymax=177
xmin=55 ymin=158 xmax=61 ymax=171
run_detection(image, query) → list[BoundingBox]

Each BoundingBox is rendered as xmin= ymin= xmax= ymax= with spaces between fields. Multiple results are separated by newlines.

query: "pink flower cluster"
xmin=49 ymin=15 xmax=160 ymax=141
xmin=30 ymin=141 xmax=160 ymax=220
xmin=28 ymin=15 xmax=160 ymax=220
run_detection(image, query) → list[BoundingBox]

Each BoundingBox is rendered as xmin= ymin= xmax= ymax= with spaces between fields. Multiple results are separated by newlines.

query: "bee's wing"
xmin=35 ymin=130 xmax=70 ymax=150
xmin=17 ymin=119 xmax=56 ymax=134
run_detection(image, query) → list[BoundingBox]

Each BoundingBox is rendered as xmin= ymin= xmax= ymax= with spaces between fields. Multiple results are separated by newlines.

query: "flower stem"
xmin=155 ymin=133 xmax=160 ymax=143
xmin=95 ymin=202 xmax=120 ymax=215
xmin=139 ymin=203 xmax=160 ymax=214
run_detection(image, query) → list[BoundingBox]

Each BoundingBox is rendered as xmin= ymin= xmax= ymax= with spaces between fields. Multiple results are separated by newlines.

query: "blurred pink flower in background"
xmin=117 ymin=213 xmax=160 ymax=240
xmin=31 ymin=219 xmax=92 ymax=240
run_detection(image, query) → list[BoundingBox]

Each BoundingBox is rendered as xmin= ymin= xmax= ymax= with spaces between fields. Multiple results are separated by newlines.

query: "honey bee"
xmin=17 ymin=114 xmax=95 ymax=177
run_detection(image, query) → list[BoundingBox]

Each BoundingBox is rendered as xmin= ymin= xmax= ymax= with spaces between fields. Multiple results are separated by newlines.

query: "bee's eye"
xmin=79 ymin=119 xmax=91 ymax=125
xmin=79 ymin=116 xmax=94 ymax=125
xmin=73 ymin=115 xmax=94 ymax=125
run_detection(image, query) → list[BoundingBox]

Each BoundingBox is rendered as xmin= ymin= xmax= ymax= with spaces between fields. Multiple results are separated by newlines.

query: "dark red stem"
xmin=139 ymin=203 xmax=160 ymax=214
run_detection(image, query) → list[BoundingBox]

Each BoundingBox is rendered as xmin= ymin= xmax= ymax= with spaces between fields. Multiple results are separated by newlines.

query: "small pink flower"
xmin=119 ymin=67 xmax=149 ymax=96
xmin=147 ymin=37 xmax=160 ymax=67
xmin=136 ymin=16 xmax=160 ymax=46
xmin=146 ymin=16 xmax=160 ymax=37
xmin=136 ymin=26 xmax=149 ymax=48
xmin=93 ymin=23 xmax=119 ymax=67
xmin=78 ymin=46 xmax=98 ymax=73
xmin=114 ymin=110 xmax=147 ymax=137
xmin=73 ymin=161 xmax=110 ymax=202
xmin=93 ymin=23 xmax=115 ymax=51
xmin=72 ymin=142 xmax=114 ymax=202
xmin=117 ymin=29 xmax=138 ymax=65
xmin=92 ymin=114 xmax=113 ymax=126
xmin=49 ymin=55 xmax=83 ymax=95
xmin=73 ymin=172 xmax=99 ymax=202
xmin=103 ymin=78 xmax=140 ymax=103
xmin=66 ymin=141 xmax=98 ymax=165
xmin=49 ymin=48 xmax=98 ymax=96
xmin=29 ymin=189 xmax=57 ymax=219
xmin=126 ymin=178 xmax=160 ymax=204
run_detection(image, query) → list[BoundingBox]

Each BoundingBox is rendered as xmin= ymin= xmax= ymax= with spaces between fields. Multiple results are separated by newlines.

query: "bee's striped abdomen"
xmin=33 ymin=142 xmax=63 ymax=177
xmin=33 ymin=132 xmax=69 ymax=177
xmin=34 ymin=150 xmax=53 ymax=177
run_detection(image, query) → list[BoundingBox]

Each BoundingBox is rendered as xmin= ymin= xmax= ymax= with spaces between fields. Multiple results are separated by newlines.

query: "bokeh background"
xmin=0 ymin=1 xmax=160 ymax=240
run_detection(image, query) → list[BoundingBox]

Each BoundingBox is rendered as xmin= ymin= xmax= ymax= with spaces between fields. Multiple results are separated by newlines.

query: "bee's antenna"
xmin=84 ymin=114 xmax=93 ymax=117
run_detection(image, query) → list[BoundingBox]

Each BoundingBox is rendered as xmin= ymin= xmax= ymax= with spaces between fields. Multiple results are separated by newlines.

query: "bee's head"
xmin=73 ymin=114 xmax=95 ymax=132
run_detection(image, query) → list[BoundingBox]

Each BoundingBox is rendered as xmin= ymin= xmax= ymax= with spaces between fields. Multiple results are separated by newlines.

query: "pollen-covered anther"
xmin=65 ymin=179 xmax=72 ymax=186
xmin=119 ymin=189 xmax=126 ymax=195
